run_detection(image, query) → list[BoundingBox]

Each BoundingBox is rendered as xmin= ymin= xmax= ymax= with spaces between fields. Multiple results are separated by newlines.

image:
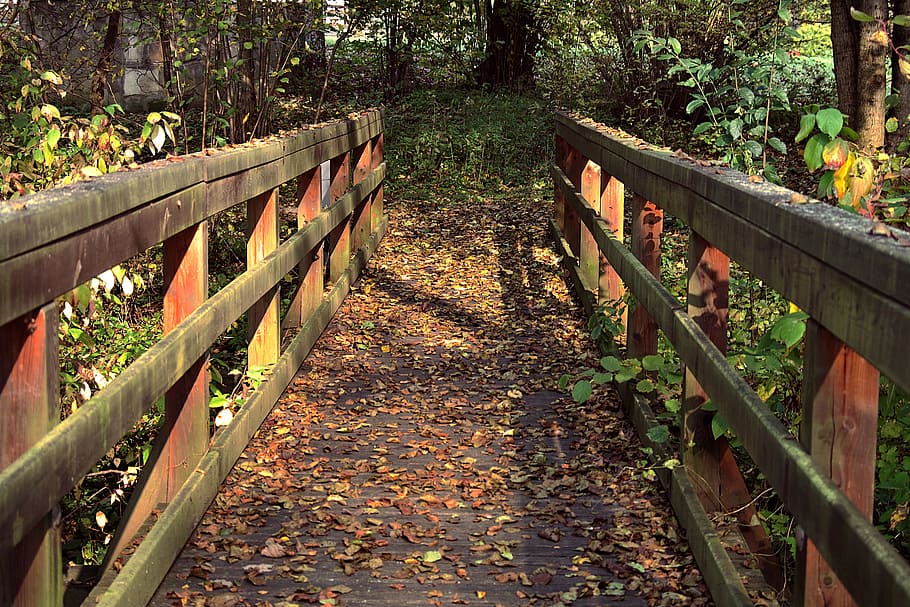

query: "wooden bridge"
xmin=2 ymin=108 xmax=910 ymax=607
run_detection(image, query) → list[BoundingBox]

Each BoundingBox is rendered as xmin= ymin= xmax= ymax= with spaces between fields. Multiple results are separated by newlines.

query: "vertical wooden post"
xmin=162 ymin=223 xmax=210 ymax=497
xmin=797 ymin=320 xmax=879 ymax=607
xmin=351 ymin=141 xmax=372 ymax=252
xmin=563 ymin=146 xmax=584 ymax=258
xmin=578 ymin=160 xmax=601 ymax=295
xmin=106 ymin=221 xmax=210 ymax=565
xmin=284 ymin=167 xmax=323 ymax=329
xmin=599 ymin=173 xmax=625 ymax=312
xmin=370 ymin=133 xmax=384 ymax=232
xmin=627 ymin=194 xmax=662 ymax=358
xmin=682 ymin=232 xmax=781 ymax=587
xmin=248 ymin=188 xmax=280 ymax=366
xmin=0 ymin=304 xmax=62 ymax=607
xmin=554 ymin=134 xmax=569 ymax=233
xmin=328 ymin=152 xmax=351 ymax=283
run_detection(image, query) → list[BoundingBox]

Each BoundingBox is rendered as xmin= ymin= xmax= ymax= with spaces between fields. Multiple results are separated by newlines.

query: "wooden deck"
xmin=149 ymin=189 xmax=710 ymax=606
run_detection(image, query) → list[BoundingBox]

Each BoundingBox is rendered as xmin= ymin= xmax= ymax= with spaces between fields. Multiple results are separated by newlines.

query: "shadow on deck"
xmin=149 ymin=186 xmax=709 ymax=607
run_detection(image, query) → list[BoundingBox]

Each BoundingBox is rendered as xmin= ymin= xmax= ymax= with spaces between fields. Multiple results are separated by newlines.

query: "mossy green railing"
xmin=0 ymin=109 xmax=386 ymax=607
xmin=552 ymin=112 xmax=910 ymax=607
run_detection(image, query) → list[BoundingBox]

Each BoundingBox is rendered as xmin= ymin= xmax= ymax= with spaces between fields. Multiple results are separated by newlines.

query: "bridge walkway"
xmin=149 ymin=184 xmax=709 ymax=607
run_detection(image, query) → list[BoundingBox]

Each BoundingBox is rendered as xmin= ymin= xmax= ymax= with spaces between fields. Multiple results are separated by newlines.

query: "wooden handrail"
xmin=0 ymin=109 xmax=387 ymax=606
xmin=552 ymin=112 xmax=910 ymax=607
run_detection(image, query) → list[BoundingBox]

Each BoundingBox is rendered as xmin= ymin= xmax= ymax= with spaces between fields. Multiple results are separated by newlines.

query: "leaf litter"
xmin=150 ymin=177 xmax=713 ymax=606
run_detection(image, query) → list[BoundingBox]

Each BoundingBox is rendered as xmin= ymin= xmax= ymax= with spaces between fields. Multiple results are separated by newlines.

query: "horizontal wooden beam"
xmin=555 ymin=112 xmax=910 ymax=310
xmin=0 ymin=159 xmax=386 ymax=327
xmin=553 ymin=165 xmax=910 ymax=606
xmin=0 ymin=110 xmax=383 ymax=263
xmin=0 ymin=165 xmax=385 ymax=551
xmin=549 ymin=139 xmax=910 ymax=396
xmin=90 ymin=215 xmax=388 ymax=607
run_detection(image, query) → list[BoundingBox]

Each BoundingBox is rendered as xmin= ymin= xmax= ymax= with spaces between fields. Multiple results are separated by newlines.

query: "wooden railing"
xmin=0 ymin=109 xmax=387 ymax=607
xmin=552 ymin=112 xmax=910 ymax=607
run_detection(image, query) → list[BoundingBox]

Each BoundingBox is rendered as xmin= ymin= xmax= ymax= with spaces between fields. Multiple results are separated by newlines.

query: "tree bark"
xmin=91 ymin=8 xmax=122 ymax=114
xmin=830 ymin=0 xmax=860 ymax=122
xmin=890 ymin=0 xmax=910 ymax=149
xmin=855 ymin=0 xmax=888 ymax=150
xmin=476 ymin=0 xmax=540 ymax=88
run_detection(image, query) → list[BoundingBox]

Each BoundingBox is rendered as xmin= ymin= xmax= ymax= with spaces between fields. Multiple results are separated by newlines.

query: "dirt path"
xmin=150 ymin=181 xmax=711 ymax=606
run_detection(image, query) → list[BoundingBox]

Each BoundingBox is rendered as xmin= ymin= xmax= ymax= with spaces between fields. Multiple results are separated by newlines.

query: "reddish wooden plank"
xmin=682 ymin=232 xmax=781 ymax=589
xmin=554 ymin=134 xmax=568 ymax=231
xmin=328 ymin=153 xmax=352 ymax=283
xmin=329 ymin=152 xmax=350 ymax=204
xmin=579 ymin=160 xmax=601 ymax=294
xmin=351 ymin=141 xmax=372 ymax=252
xmin=627 ymin=194 xmax=662 ymax=358
xmin=370 ymin=134 xmax=384 ymax=233
xmin=798 ymin=320 xmax=879 ymax=607
xmin=563 ymin=145 xmax=584 ymax=258
xmin=599 ymin=174 xmax=625 ymax=311
xmin=284 ymin=167 xmax=323 ymax=329
xmin=0 ymin=304 xmax=61 ymax=607
xmin=248 ymin=188 xmax=281 ymax=367
xmin=107 ymin=221 xmax=211 ymax=566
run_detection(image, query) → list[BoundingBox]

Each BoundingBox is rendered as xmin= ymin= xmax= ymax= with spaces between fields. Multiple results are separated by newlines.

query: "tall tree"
xmin=476 ymin=0 xmax=541 ymax=87
xmin=830 ymin=0 xmax=888 ymax=150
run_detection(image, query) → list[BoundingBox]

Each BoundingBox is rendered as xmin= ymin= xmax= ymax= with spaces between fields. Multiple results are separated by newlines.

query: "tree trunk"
xmin=476 ymin=0 xmax=539 ymax=88
xmin=855 ymin=0 xmax=888 ymax=150
xmin=91 ymin=9 xmax=122 ymax=114
xmin=830 ymin=0 xmax=859 ymax=122
xmin=889 ymin=0 xmax=910 ymax=149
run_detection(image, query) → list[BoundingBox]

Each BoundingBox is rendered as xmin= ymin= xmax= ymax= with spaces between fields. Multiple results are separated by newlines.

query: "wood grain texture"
xmin=248 ymin=188 xmax=281 ymax=367
xmin=798 ymin=320 xmax=879 ymax=607
xmin=552 ymin=161 xmax=910 ymax=606
xmin=627 ymin=194 xmax=662 ymax=359
xmin=0 ymin=304 xmax=61 ymax=607
xmin=554 ymin=114 xmax=910 ymax=394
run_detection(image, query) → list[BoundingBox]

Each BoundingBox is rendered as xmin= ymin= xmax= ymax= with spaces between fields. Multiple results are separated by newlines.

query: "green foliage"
xmin=0 ymin=50 xmax=179 ymax=198
xmin=794 ymin=105 xmax=910 ymax=221
xmin=633 ymin=1 xmax=800 ymax=179
xmin=877 ymin=383 xmax=910 ymax=555
xmin=387 ymin=89 xmax=550 ymax=185
xmin=559 ymin=300 xmax=683 ymax=445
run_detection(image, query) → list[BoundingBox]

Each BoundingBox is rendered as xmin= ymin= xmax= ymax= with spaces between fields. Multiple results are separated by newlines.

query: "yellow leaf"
xmin=848 ymin=156 xmax=875 ymax=207
xmin=833 ymin=151 xmax=855 ymax=199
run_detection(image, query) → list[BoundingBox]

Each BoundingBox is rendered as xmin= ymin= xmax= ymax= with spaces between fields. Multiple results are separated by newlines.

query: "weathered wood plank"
xmin=682 ymin=233 xmax=780 ymax=587
xmin=328 ymin=152 xmax=352 ymax=283
xmin=0 ymin=304 xmax=61 ymax=607
xmin=599 ymin=173 xmax=625 ymax=309
xmin=553 ymin=169 xmax=910 ymax=605
xmin=351 ymin=141 xmax=372 ymax=253
xmin=578 ymin=160 xmax=601 ymax=295
xmin=91 ymin=216 xmax=389 ymax=607
xmin=554 ymin=115 xmax=910 ymax=393
xmin=0 ymin=166 xmax=385 ymax=551
xmin=797 ymin=320 xmax=879 ymax=607
xmin=370 ymin=133 xmax=385 ymax=232
xmin=283 ymin=167 xmax=323 ymax=329
xmin=248 ymin=188 xmax=281 ymax=366
xmin=0 ymin=158 xmax=204 ymax=263
xmin=0 ymin=110 xmax=382 ymax=265
xmin=627 ymin=194 xmax=662 ymax=358
xmin=104 ymin=221 xmax=212 ymax=568
xmin=0 ymin=184 xmax=206 ymax=327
